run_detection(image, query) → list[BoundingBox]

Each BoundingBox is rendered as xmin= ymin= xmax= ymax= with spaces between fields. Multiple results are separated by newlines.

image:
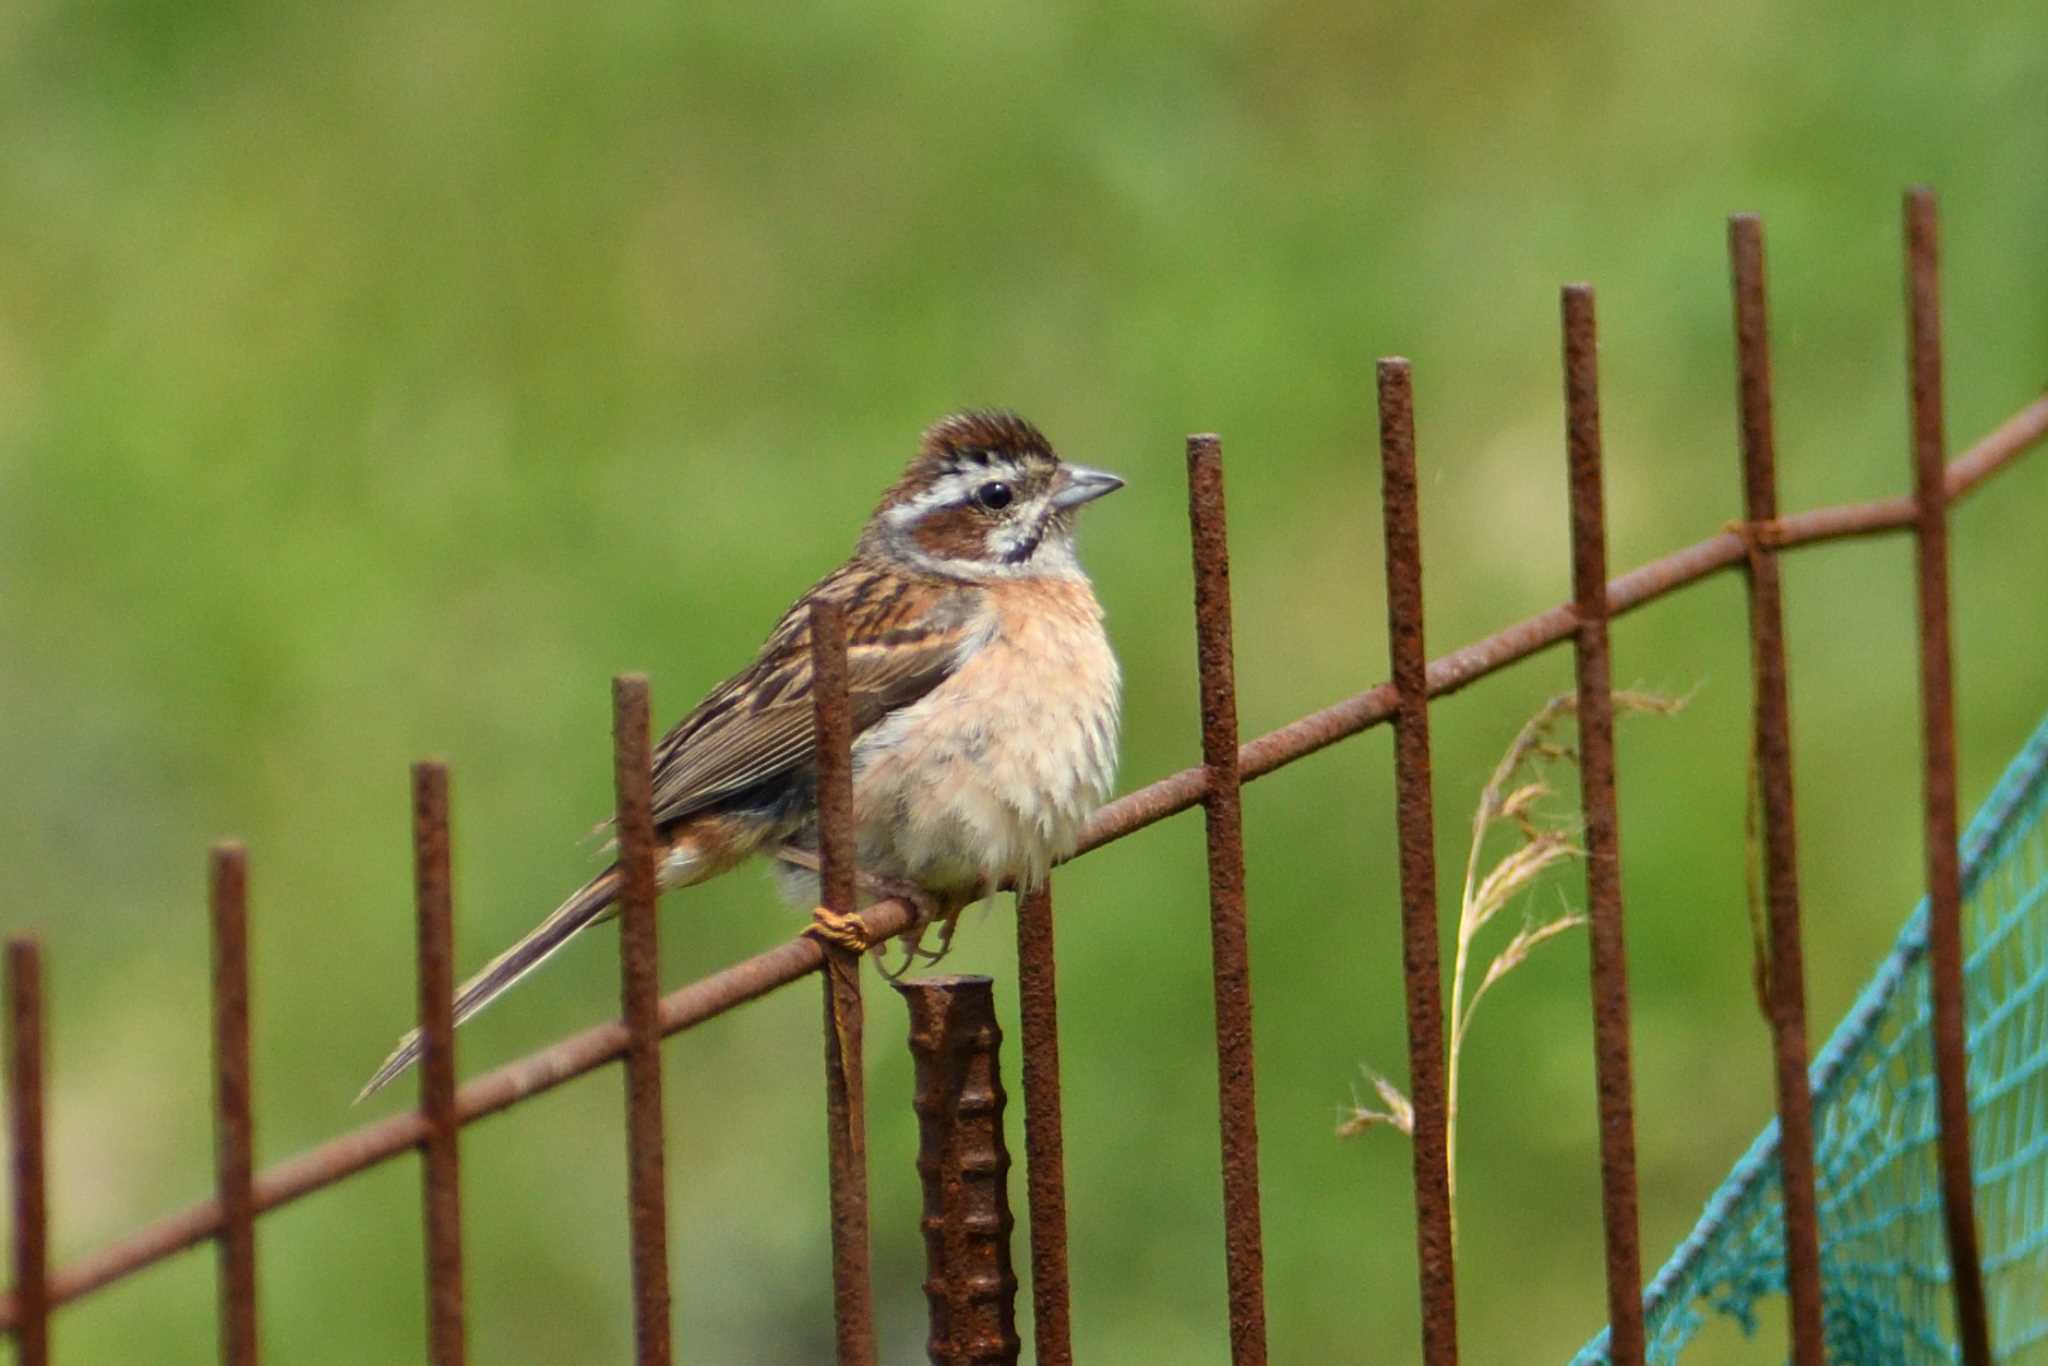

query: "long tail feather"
xmin=357 ymin=866 xmax=622 ymax=1101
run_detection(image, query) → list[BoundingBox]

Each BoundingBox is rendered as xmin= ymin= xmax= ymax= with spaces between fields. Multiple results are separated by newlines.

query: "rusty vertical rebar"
xmin=210 ymin=841 xmax=259 ymax=1366
xmin=412 ymin=762 xmax=467 ymax=1366
xmin=613 ymin=675 xmax=673 ymax=1366
xmin=809 ymin=599 xmax=858 ymax=935
xmin=811 ymin=600 xmax=878 ymax=1366
xmin=1728 ymin=213 xmax=1828 ymax=1366
xmin=1184 ymin=433 xmax=1269 ymax=1366
xmin=1560 ymin=285 xmax=1646 ymax=1366
xmin=1375 ymin=358 xmax=1460 ymax=1364
xmin=1012 ymin=884 xmax=1073 ymax=1366
xmin=7 ymin=940 xmax=47 ymax=1366
xmin=896 ymin=975 xmax=1019 ymax=1366
xmin=1904 ymin=186 xmax=1994 ymax=1366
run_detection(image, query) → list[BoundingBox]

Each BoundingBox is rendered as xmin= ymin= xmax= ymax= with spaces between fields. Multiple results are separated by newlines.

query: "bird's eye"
xmin=974 ymin=481 xmax=1014 ymax=511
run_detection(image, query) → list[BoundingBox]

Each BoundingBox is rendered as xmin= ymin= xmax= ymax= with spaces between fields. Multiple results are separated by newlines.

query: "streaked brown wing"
xmin=646 ymin=564 xmax=982 ymax=828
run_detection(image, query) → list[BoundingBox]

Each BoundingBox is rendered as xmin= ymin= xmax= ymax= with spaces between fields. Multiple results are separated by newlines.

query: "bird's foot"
xmin=778 ymin=844 xmax=988 ymax=974
xmin=791 ymin=862 xmax=938 ymax=964
xmin=804 ymin=904 xmax=873 ymax=955
xmin=855 ymin=875 xmax=949 ymax=980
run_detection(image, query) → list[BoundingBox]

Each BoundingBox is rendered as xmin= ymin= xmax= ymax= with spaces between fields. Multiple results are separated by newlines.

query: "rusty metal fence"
xmin=9 ymin=188 xmax=2048 ymax=1365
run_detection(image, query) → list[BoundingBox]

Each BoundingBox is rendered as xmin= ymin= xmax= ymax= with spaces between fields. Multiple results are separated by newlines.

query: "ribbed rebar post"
xmin=897 ymin=975 xmax=1018 ymax=1366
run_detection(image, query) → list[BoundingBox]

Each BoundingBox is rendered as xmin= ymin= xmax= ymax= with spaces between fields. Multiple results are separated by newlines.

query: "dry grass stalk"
xmin=1340 ymin=690 xmax=1681 ymax=1253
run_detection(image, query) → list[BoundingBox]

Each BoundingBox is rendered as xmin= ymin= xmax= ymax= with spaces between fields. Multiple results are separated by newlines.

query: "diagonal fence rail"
xmin=8 ymin=188 xmax=2047 ymax=1363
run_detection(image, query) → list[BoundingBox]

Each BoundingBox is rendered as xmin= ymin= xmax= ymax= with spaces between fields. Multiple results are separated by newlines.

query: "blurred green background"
xmin=4 ymin=1 xmax=2046 ymax=1361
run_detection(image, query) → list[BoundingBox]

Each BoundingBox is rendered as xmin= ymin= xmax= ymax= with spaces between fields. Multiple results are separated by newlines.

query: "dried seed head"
xmin=1338 ymin=1067 xmax=1415 ymax=1138
xmin=1467 ymin=831 xmax=1580 ymax=933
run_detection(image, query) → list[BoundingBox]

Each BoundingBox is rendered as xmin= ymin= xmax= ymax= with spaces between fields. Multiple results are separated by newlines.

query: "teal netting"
xmin=1573 ymin=710 xmax=2048 ymax=1364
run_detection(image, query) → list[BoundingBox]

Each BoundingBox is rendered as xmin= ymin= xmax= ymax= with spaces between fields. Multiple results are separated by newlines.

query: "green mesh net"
xmin=1573 ymin=711 xmax=2048 ymax=1363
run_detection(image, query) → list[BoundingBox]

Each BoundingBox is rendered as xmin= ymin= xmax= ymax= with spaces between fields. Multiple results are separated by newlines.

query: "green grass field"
xmin=4 ymin=2 xmax=2046 ymax=1360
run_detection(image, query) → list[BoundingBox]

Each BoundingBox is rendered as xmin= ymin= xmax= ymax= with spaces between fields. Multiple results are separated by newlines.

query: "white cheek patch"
xmin=1017 ymin=528 xmax=1083 ymax=580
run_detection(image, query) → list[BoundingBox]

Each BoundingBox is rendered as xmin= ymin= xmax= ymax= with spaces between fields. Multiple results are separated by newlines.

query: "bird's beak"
xmin=1052 ymin=464 xmax=1126 ymax=509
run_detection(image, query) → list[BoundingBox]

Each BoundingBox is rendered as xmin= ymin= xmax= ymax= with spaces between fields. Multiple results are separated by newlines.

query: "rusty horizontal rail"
xmin=5 ymin=387 xmax=2046 ymax=1330
xmin=1083 ymin=390 xmax=2048 ymax=849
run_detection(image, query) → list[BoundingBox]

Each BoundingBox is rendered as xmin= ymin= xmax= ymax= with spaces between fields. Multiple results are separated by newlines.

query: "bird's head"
xmin=861 ymin=411 xmax=1124 ymax=581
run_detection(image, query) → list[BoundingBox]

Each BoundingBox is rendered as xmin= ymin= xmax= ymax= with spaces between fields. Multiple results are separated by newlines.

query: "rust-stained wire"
xmin=1562 ymin=285 xmax=1645 ymax=1366
xmin=1728 ymin=214 xmax=1826 ymax=1366
xmin=1376 ymin=358 xmax=1460 ymax=1364
xmin=897 ymin=975 xmax=1019 ymax=1366
xmin=7 ymin=940 xmax=47 ymax=1366
xmin=810 ymin=600 xmax=879 ymax=1366
xmin=1185 ymin=434 xmax=1271 ymax=1366
xmin=613 ymin=676 xmax=674 ymax=1366
xmin=8 ymin=387 xmax=2048 ymax=1330
xmin=1013 ymin=884 xmax=1073 ymax=1366
xmin=1077 ymin=391 xmax=2048 ymax=853
xmin=1904 ymin=187 xmax=1993 ymax=1366
xmin=412 ymin=762 xmax=467 ymax=1366
xmin=6 ymin=926 xmax=903 ymax=1323
xmin=210 ymin=842 xmax=259 ymax=1366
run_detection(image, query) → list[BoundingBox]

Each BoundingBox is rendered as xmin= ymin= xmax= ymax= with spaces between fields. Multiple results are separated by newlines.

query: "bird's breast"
xmin=850 ymin=578 xmax=1121 ymax=894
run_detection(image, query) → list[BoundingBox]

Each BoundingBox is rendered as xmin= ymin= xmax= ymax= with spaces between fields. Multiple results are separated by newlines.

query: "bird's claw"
xmin=876 ymin=882 xmax=986 ymax=980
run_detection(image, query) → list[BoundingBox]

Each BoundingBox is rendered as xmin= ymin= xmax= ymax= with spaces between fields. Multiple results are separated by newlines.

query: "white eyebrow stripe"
xmin=882 ymin=460 xmax=1030 ymax=526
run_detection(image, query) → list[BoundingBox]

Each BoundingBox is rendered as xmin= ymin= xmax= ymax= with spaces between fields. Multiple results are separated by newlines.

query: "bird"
xmin=359 ymin=410 xmax=1124 ymax=1099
